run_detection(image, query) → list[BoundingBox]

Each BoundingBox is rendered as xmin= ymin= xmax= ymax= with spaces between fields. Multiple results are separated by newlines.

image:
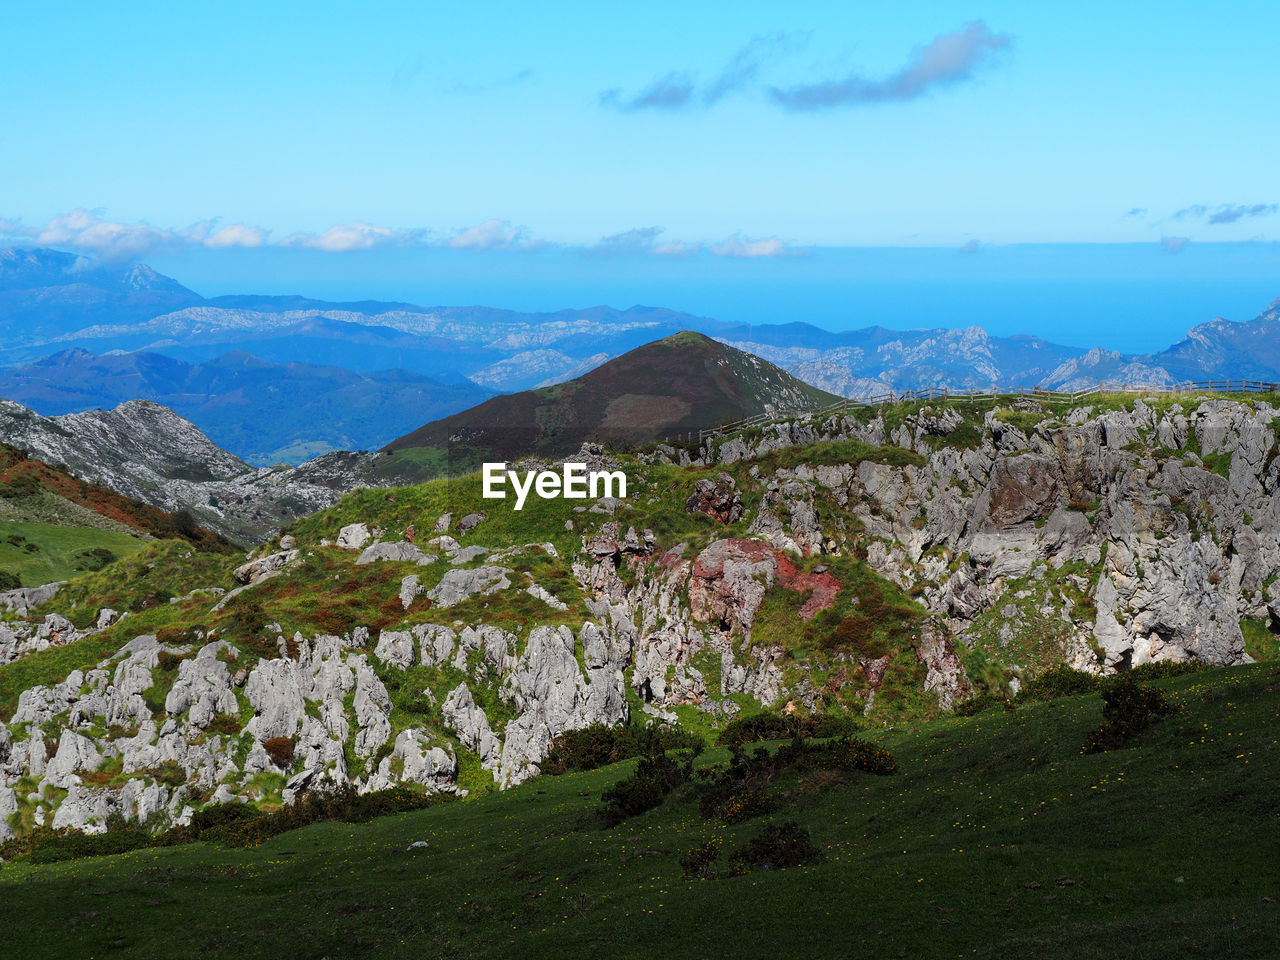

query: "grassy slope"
xmin=0 ymin=521 xmax=145 ymax=587
xmin=0 ymin=440 xmax=236 ymax=554
xmin=2 ymin=663 xmax=1276 ymax=959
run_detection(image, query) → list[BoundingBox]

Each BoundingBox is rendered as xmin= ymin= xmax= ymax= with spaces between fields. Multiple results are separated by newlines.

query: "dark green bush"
xmin=1017 ymin=666 xmax=1100 ymax=703
xmin=73 ymin=547 xmax=116 ymax=572
xmin=1083 ymin=675 xmax=1173 ymax=753
xmin=543 ymin=723 xmax=704 ymax=775
xmin=0 ymin=570 xmax=19 ymax=591
xmin=680 ymin=840 xmax=721 ymax=879
xmin=954 ymin=692 xmax=1013 ymax=717
xmin=188 ymin=785 xmax=449 ymax=848
xmin=598 ymin=752 xmax=695 ymax=826
xmin=2 ymin=814 xmax=152 ymax=864
xmin=1128 ymin=660 xmax=1207 ymax=681
xmin=697 ymin=736 xmax=896 ymax=824
xmin=730 ymin=821 xmax=824 ymax=871
xmin=715 ymin=711 xmax=862 ymax=747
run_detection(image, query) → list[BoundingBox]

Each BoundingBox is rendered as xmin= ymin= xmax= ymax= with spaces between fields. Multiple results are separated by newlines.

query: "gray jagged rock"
xmin=0 ymin=581 xmax=63 ymax=617
xmin=367 ymin=729 xmax=460 ymax=794
xmin=356 ymin=541 xmax=437 ymax=565
xmin=427 ymin=566 xmax=512 ymax=608
xmin=164 ymin=642 xmax=239 ymax=728
xmin=233 ymin=549 xmax=300 ymax=585
xmin=441 ymin=683 xmax=501 ymax=772
xmin=457 ymin=512 xmax=487 ymax=535
xmin=336 ymin=523 xmax=371 ymax=549
xmin=496 ymin=624 xmax=627 ymax=787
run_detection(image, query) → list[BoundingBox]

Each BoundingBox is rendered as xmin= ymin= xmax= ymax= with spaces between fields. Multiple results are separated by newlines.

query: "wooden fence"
xmin=663 ymin=379 xmax=1280 ymax=445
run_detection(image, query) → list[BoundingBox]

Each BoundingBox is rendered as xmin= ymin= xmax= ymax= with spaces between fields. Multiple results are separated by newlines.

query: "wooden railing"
xmin=662 ymin=379 xmax=1280 ymax=445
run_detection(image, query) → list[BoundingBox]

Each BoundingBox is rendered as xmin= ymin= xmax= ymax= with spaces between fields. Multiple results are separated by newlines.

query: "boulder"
xmin=685 ymin=474 xmax=744 ymax=524
xmin=355 ymin=541 xmax=436 ymax=566
xmin=457 ymin=512 xmax=487 ymax=535
xmin=233 ymin=549 xmax=299 ymax=585
xmin=426 ymin=566 xmax=512 ymax=608
xmin=336 ymin=523 xmax=371 ymax=549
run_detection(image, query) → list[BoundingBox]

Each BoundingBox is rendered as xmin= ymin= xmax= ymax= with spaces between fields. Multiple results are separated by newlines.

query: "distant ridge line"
xmin=669 ymin=379 xmax=1280 ymax=444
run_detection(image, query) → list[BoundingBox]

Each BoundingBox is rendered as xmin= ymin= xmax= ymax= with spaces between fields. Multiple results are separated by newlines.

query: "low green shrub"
xmin=679 ymin=840 xmax=721 ymax=879
xmin=0 ymin=570 xmax=19 ymax=591
xmin=730 ymin=820 xmax=824 ymax=871
xmin=1 ymin=814 xmax=152 ymax=864
xmin=542 ymin=723 xmax=704 ymax=775
xmin=598 ymin=751 xmax=696 ymax=827
xmin=172 ymin=785 xmax=450 ymax=849
xmin=1128 ymin=660 xmax=1208 ymax=681
xmin=954 ymin=692 xmax=1013 ymax=717
xmin=697 ymin=736 xmax=897 ymax=824
xmin=715 ymin=711 xmax=862 ymax=747
xmin=1017 ymin=666 xmax=1100 ymax=703
xmin=1082 ymin=675 xmax=1173 ymax=753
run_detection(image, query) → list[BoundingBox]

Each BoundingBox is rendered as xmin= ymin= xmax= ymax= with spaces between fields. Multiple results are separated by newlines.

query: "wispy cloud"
xmin=601 ymin=33 xmax=807 ymax=112
xmin=3 ymin=211 xmax=801 ymax=262
xmin=583 ymin=226 xmax=669 ymax=257
xmin=583 ymin=226 xmax=796 ymax=259
xmin=1207 ymin=203 xmax=1278 ymax=224
xmin=602 ymin=24 xmax=1007 ymax=114
xmin=450 ymin=68 xmax=534 ymax=96
xmin=600 ymin=72 xmax=697 ymax=112
xmin=443 ymin=218 xmax=536 ymax=251
xmin=1123 ymin=207 xmax=1147 ymax=218
xmin=1173 ymin=202 xmax=1277 ymax=224
xmin=703 ymin=33 xmax=807 ymax=106
xmin=768 ymin=21 xmax=1011 ymax=110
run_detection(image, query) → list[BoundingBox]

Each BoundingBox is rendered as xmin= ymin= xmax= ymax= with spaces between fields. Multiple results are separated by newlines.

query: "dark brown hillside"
xmin=382 ymin=331 xmax=840 ymax=463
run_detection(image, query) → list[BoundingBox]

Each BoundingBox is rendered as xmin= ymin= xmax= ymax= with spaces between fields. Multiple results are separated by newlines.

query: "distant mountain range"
xmin=0 ymin=348 xmax=492 ymax=466
xmin=0 ymin=333 xmax=843 ymax=542
xmin=1037 ymin=297 xmax=1280 ymax=389
xmin=2 ymin=246 xmax=1279 ymax=463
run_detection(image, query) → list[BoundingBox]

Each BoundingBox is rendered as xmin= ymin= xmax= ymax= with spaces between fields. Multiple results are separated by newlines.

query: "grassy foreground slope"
xmin=0 ymin=520 xmax=145 ymax=587
xmin=3 ymin=663 xmax=1276 ymax=960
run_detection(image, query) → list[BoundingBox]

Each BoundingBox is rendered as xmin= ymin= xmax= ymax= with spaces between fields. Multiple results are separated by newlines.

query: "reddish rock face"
xmin=685 ymin=474 xmax=744 ymax=524
xmin=774 ymin=554 xmax=842 ymax=621
xmin=689 ymin=538 xmax=843 ymax=637
xmin=862 ymin=654 xmax=891 ymax=689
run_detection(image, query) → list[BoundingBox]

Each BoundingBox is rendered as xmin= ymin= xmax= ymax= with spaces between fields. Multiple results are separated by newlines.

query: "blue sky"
xmin=3 ymin=1 xmax=1278 ymax=349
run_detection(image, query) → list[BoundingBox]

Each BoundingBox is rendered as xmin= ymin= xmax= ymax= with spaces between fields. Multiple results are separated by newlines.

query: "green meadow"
xmin=3 ymin=663 xmax=1276 ymax=959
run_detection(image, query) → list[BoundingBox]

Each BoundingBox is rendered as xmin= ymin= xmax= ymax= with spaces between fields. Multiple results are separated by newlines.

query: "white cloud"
xmin=284 ymin=222 xmax=405 ymax=252
xmin=0 ymin=211 xmax=805 ymax=262
xmin=35 ymin=209 xmax=172 ymax=261
xmin=709 ymin=233 xmax=790 ymax=258
xmin=444 ymin=219 xmax=529 ymax=250
xmin=0 ymin=209 xmax=271 ymax=259
xmin=204 ymin=223 xmax=269 ymax=248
